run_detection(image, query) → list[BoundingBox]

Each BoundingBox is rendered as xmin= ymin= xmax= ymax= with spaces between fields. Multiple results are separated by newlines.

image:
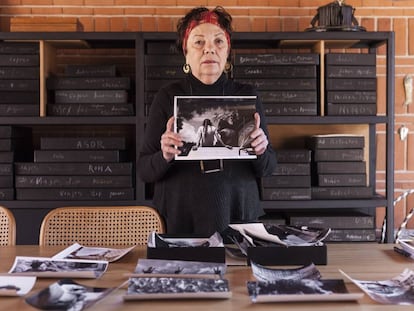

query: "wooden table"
xmin=0 ymin=243 xmax=413 ymax=310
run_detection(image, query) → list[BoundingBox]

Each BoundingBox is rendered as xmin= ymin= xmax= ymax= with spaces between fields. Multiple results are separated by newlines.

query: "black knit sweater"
xmin=137 ymin=73 xmax=277 ymax=235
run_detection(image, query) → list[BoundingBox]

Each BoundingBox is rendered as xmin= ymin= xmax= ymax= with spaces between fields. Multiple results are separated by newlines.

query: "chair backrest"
xmin=0 ymin=206 xmax=16 ymax=246
xmin=39 ymin=205 xmax=165 ymax=246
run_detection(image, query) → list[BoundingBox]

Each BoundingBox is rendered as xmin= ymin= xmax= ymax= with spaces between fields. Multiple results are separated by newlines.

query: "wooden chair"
xmin=39 ymin=205 xmax=165 ymax=246
xmin=0 ymin=206 xmax=16 ymax=246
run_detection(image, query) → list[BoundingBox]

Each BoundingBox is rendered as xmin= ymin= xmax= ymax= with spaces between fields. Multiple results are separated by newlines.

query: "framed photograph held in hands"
xmin=174 ymin=96 xmax=257 ymax=160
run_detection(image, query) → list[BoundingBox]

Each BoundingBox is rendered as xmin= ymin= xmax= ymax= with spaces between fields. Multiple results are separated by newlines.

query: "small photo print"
xmin=52 ymin=243 xmax=135 ymax=263
xmin=26 ymin=279 xmax=112 ymax=311
xmin=124 ymin=277 xmax=231 ymax=300
xmin=246 ymin=279 xmax=363 ymax=303
xmin=134 ymin=258 xmax=226 ymax=276
xmin=9 ymin=256 xmax=108 ymax=279
xmin=341 ymin=268 xmax=414 ymax=305
xmin=174 ymin=96 xmax=257 ymax=160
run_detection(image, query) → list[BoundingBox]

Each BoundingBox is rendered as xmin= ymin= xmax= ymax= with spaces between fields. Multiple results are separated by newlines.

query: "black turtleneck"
xmin=138 ymin=73 xmax=276 ymax=235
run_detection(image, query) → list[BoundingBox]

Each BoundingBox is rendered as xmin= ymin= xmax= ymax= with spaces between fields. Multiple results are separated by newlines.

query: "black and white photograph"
xmin=341 ymin=269 xmax=414 ymax=305
xmin=148 ymin=231 xmax=224 ymax=248
xmin=134 ymin=258 xmax=226 ymax=276
xmin=26 ymin=278 xmax=113 ymax=311
xmin=264 ymin=224 xmax=331 ymax=246
xmin=246 ymin=278 xmax=363 ymax=303
xmin=250 ymin=261 xmax=322 ymax=283
xmin=246 ymin=260 xmax=362 ymax=303
xmin=9 ymin=256 xmax=108 ymax=278
xmin=123 ymin=276 xmax=231 ymax=300
xmin=52 ymin=243 xmax=136 ymax=262
xmin=228 ymin=223 xmax=331 ymax=247
xmin=0 ymin=275 xmax=36 ymax=296
xmin=174 ymin=96 xmax=257 ymax=160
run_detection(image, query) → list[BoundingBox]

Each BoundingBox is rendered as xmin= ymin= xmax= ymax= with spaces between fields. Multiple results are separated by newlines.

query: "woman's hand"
xmin=160 ymin=116 xmax=183 ymax=162
xmin=250 ymin=112 xmax=269 ymax=156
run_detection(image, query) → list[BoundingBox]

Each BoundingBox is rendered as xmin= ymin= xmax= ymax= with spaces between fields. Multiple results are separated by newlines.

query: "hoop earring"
xmin=183 ymin=63 xmax=191 ymax=74
xmin=224 ymin=62 xmax=233 ymax=73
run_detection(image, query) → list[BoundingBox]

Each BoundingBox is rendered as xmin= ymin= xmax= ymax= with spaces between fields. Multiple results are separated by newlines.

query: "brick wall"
xmin=1 ymin=0 xmax=414 ymax=230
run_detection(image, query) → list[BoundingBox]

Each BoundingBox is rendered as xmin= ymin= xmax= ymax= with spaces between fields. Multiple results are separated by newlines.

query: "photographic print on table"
xmin=9 ymin=256 xmax=108 ymax=278
xmin=134 ymin=258 xmax=226 ymax=276
xmin=246 ymin=260 xmax=363 ymax=303
xmin=340 ymin=269 xmax=414 ymax=305
xmin=173 ymin=96 xmax=257 ymax=160
xmin=247 ymin=278 xmax=363 ymax=303
xmin=123 ymin=276 xmax=231 ymax=300
xmin=52 ymin=242 xmax=136 ymax=263
xmin=26 ymin=278 xmax=113 ymax=311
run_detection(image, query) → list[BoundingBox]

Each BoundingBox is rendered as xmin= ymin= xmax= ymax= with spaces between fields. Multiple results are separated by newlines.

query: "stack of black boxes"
xmin=0 ymin=42 xmax=40 ymax=116
xmin=14 ymin=136 xmax=134 ymax=200
xmin=305 ymin=134 xmax=376 ymax=241
xmin=47 ymin=64 xmax=133 ymax=116
xmin=0 ymin=125 xmax=32 ymax=200
xmin=260 ymin=149 xmax=312 ymax=201
xmin=325 ymin=53 xmax=377 ymax=116
xmin=144 ymin=41 xmax=184 ymax=116
xmin=233 ymin=53 xmax=318 ymax=116
xmin=287 ymin=209 xmax=376 ymax=242
xmin=307 ymin=134 xmax=372 ymax=199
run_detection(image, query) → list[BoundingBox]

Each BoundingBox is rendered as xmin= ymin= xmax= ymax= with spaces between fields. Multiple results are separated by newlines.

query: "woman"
xmin=195 ymin=118 xmax=225 ymax=148
xmin=138 ymin=6 xmax=277 ymax=235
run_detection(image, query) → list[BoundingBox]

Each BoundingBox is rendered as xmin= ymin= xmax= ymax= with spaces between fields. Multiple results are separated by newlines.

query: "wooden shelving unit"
xmin=0 ymin=31 xmax=395 ymax=243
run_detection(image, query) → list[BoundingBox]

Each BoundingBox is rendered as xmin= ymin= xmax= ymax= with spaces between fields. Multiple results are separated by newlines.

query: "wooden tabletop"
xmin=0 ymin=243 xmax=412 ymax=310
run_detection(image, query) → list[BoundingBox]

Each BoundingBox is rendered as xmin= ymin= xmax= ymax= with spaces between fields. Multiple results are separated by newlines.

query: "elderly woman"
xmin=138 ymin=6 xmax=276 ymax=235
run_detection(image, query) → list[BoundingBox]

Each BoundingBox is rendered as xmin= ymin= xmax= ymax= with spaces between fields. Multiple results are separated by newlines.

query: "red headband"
xmin=182 ymin=11 xmax=231 ymax=54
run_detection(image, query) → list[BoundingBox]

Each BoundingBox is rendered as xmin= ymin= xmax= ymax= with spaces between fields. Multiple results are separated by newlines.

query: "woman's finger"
xmin=254 ymin=112 xmax=260 ymax=129
xmin=166 ymin=116 xmax=175 ymax=132
xmin=161 ymin=116 xmax=182 ymax=162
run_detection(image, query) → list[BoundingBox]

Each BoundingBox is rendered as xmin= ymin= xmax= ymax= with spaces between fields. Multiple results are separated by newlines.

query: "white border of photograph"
xmin=173 ymin=95 xmax=257 ymax=160
xmin=0 ymin=276 xmax=36 ymax=296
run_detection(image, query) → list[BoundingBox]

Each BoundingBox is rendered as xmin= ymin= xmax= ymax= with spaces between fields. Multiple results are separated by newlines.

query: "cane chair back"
xmin=39 ymin=205 xmax=165 ymax=246
xmin=0 ymin=206 xmax=16 ymax=246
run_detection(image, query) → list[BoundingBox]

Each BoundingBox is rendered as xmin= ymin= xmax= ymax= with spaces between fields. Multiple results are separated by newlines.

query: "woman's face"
xmin=185 ymin=23 xmax=229 ymax=85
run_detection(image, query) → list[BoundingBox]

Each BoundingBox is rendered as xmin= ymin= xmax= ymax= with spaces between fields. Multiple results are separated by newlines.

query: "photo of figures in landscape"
xmin=174 ymin=96 xmax=257 ymax=160
xmin=9 ymin=256 xmax=108 ymax=278
xmin=134 ymin=258 xmax=226 ymax=276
